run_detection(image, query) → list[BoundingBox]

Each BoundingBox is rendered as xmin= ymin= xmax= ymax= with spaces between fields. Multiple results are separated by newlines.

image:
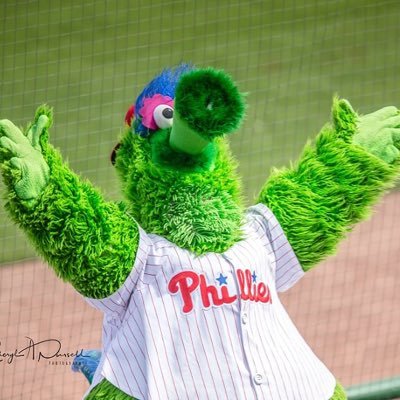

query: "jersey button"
xmin=253 ymin=373 xmax=265 ymax=385
xmin=241 ymin=313 xmax=248 ymax=325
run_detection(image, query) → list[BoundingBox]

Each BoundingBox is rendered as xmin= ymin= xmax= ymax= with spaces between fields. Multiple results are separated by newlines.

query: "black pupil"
xmin=162 ymin=107 xmax=173 ymax=119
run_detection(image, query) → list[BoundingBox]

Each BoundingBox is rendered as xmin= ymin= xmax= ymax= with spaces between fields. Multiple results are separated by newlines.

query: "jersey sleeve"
xmin=247 ymin=204 xmax=304 ymax=292
xmin=84 ymin=226 xmax=152 ymax=317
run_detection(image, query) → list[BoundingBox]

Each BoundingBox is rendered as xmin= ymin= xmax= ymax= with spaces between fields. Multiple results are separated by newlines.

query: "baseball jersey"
xmin=84 ymin=204 xmax=336 ymax=400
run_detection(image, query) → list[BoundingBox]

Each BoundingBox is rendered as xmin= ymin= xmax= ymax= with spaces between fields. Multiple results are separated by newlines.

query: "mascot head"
xmin=112 ymin=64 xmax=246 ymax=254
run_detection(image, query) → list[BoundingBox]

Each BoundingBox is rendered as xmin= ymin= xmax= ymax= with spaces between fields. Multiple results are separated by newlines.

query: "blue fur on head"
xmin=134 ymin=63 xmax=194 ymax=137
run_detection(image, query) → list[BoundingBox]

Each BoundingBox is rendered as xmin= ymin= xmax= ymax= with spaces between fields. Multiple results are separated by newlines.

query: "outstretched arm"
xmin=258 ymin=98 xmax=400 ymax=271
xmin=0 ymin=106 xmax=139 ymax=298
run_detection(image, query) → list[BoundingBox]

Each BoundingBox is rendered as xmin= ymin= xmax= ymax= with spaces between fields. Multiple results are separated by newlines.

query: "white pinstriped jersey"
xmin=84 ymin=204 xmax=336 ymax=400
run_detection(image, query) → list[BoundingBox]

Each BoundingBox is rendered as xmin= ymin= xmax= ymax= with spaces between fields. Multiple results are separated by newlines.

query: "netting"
xmin=0 ymin=0 xmax=399 ymax=398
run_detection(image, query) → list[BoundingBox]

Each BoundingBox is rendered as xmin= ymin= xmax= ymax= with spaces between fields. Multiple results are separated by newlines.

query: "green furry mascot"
xmin=1 ymin=64 xmax=400 ymax=400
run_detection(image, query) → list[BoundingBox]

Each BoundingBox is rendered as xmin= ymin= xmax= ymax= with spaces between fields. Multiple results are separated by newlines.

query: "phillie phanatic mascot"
xmin=1 ymin=64 xmax=400 ymax=399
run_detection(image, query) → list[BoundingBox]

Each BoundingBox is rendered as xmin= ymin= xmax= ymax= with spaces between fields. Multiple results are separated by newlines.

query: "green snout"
xmin=169 ymin=68 xmax=246 ymax=155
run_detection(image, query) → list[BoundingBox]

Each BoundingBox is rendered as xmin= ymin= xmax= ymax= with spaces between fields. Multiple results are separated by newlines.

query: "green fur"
xmin=331 ymin=97 xmax=357 ymax=142
xmin=1 ymin=108 xmax=139 ymax=299
xmin=85 ymin=380 xmax=135 ymax=400
xmin=258 ymin=98 xmax=400 ymax=270
xmin=150 ymin=128 xmax=217 ymax=172
xmin=331 ymin=382 xmax=347 ymax=400
xmin=115 ymin=128 xmax=244 ymax=254
xmin=174 ymin=68 xmax=246 ymax=140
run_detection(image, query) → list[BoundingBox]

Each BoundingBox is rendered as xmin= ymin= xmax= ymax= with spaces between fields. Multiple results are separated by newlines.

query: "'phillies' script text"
xmin=168 ymin=268 xmax=272 ymax=313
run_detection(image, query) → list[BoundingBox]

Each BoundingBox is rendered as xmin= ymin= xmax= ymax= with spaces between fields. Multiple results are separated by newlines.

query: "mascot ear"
xmin=125 ymin=105 xmax=135 ymax=127
xmin=110 ymin=143 xmax=121 ymax=166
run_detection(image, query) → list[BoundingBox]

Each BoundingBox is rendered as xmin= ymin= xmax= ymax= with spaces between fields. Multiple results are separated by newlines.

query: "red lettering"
xmin=199 ymin=275 xmax=237 ymax=308
xmin=168 ymin=271 xmax=200 ymax=313
xmin=245 ymin=269 xmax=256 ymax=301
xmin=237 ymin=268 xmax=272 ymax=304
xmin=257 ymin=282 xmax=272 ymax=303
xmin=220 ymin=286 xmax=237 ymax=305
xmin=169 ymin=268 xmax=270 ymax=312
xmin=237 ymin=269 xmax=249 ymax=301
xmin=200 ymin=274 xmax=224 ymax=307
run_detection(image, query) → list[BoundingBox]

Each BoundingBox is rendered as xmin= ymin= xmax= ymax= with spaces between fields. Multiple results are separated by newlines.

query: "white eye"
xmin=153 ymin=104 xmax=174 ymax=129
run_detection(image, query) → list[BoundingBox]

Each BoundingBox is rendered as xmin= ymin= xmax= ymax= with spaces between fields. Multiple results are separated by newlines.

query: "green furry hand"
xmin=354 ymin=106 xmax=400 ymax=164
xmin=0 ymin=112 xmax=51 ymax=207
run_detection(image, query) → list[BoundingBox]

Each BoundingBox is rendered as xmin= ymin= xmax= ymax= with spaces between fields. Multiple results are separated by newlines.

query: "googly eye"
xmin=153 ymin=104 xmax=174 ymax=129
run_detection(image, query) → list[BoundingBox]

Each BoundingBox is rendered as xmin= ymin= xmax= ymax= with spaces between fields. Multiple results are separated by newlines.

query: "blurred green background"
xmin=1 ymin=0 xmax=399 ymax=263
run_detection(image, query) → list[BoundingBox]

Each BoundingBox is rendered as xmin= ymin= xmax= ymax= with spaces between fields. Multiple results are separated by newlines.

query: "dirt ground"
xmin=0 ymin=192 xmax=399 ymax=399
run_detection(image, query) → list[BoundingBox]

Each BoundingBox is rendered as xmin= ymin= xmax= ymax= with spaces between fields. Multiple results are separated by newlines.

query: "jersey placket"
xmin=222 ymin=253 xmax=269 ymax=400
